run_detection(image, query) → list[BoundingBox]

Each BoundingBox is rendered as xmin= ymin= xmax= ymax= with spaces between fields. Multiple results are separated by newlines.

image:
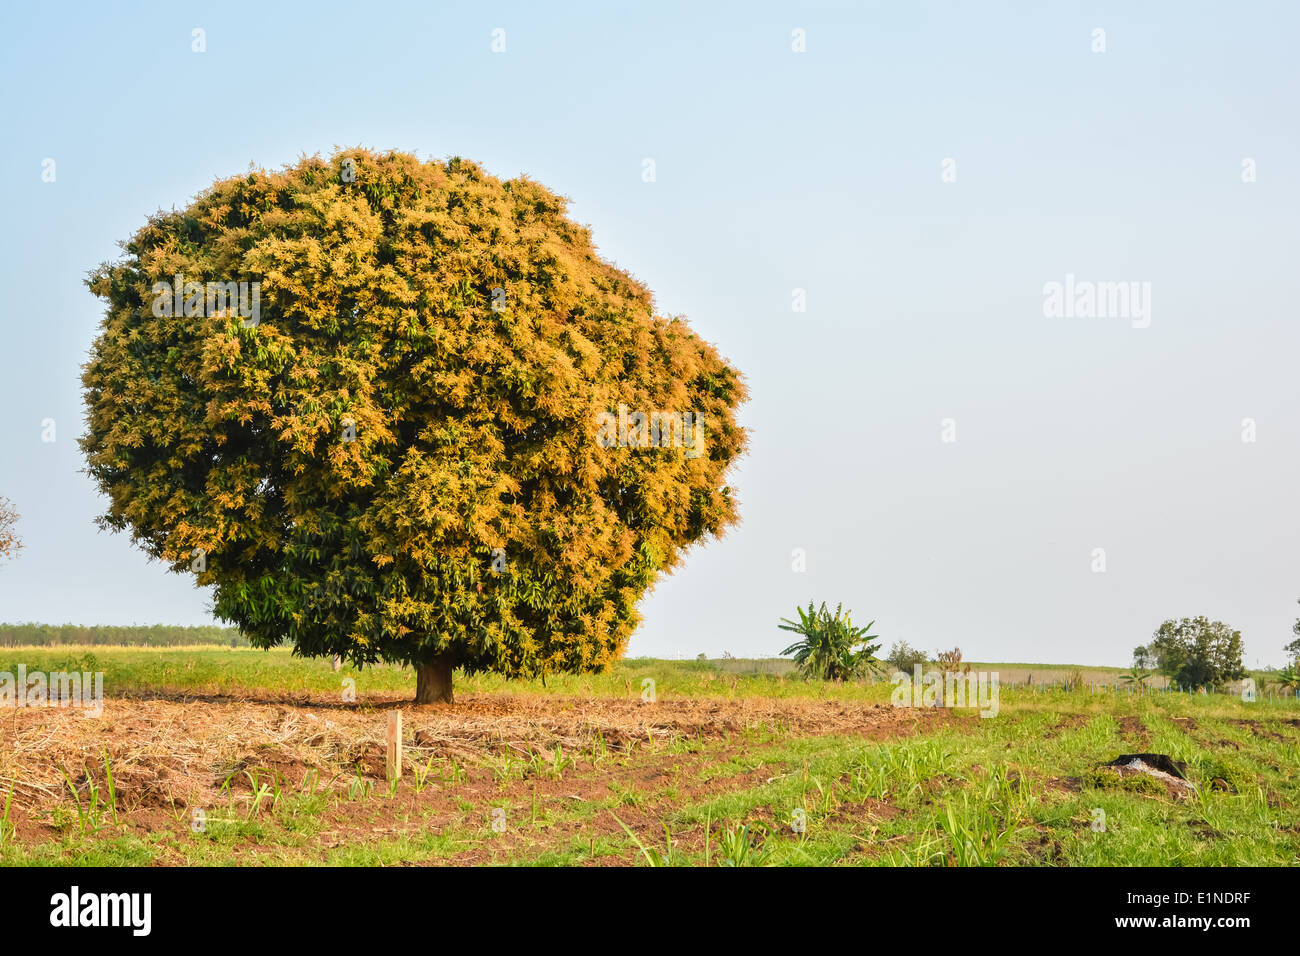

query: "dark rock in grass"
xmin=1097 ymin=754 xmax=1198 ymax=798
xmin=1106 ymin=753 xmax=1189 ymax=780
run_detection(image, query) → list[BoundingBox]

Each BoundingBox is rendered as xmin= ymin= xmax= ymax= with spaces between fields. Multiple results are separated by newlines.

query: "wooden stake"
xmin=386 ymin=710 xmax=402 ymax=781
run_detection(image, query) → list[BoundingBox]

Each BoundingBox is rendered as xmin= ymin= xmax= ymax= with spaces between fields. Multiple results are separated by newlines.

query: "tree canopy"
xmin=81 ymin=149 xmax=747 ymax=701
xmin=1147 ymin=616 xmax=1246 ymax=690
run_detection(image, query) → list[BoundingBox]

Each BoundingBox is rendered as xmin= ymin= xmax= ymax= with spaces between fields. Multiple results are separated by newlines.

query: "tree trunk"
xmin=414 ymin=654 xmax=454 ymax=704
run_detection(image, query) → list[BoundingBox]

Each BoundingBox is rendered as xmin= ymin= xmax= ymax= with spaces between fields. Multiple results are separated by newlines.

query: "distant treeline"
xmin=0 ymin=623 xmax=248 ymax=647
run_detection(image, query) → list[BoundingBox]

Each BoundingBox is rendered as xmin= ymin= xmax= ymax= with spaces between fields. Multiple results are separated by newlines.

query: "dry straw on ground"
xmin=0 ymin=693 xmax=933 ymax=817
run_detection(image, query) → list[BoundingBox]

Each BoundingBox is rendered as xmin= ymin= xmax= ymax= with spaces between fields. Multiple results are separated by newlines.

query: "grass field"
xmin=1 ymin=646 xmax=1297 ymax=866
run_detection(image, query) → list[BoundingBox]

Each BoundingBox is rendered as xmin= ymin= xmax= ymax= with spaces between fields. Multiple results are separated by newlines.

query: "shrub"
xmin=778 ymin=602 xmax=880 ymax=682
xmin=934 ymin=647 xmax=965 ymax=675
xmin=885 ymin=640 xmax=927 ymax=674
xmin=0 ymin=497 xmax=20 ymax=566
xmin=1273 ymin=665 xmax=1299 ymax=694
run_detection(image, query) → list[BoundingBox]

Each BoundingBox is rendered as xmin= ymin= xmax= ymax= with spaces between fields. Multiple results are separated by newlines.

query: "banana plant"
xmin=778 ymin=601 xmax=881 ymax=681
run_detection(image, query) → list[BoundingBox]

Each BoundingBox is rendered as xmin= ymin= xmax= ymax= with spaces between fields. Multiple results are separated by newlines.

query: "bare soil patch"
xmin=1116 ymin=714 xmax=1152 ymax=749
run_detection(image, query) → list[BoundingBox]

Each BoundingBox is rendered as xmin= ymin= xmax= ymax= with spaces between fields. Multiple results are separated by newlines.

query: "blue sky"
xmin=1 ymin=0 xmax=1297 ymax=666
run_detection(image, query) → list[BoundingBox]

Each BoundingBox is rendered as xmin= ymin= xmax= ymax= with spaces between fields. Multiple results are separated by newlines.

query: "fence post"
xmin=386 ymin=710 xmax=402 ymax=781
